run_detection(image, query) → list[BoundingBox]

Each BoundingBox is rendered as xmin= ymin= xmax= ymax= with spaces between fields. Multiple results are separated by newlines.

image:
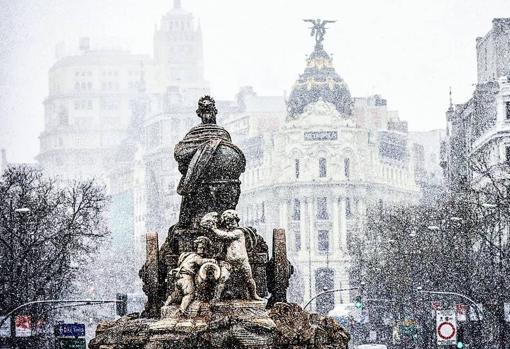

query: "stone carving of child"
xmin=164 ymin=236 xmax=218 ymax=314
xmin=200 ymin=210 xmax=263 ymax=301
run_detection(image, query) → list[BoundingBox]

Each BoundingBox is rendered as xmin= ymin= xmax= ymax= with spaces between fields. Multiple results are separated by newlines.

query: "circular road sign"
xmin=437 ymin=321 xmax=456 ymax=340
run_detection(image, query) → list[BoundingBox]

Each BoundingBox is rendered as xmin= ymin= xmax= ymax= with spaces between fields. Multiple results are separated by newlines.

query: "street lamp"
xmin=427 ymin=225 xmax=440 ymax=231
xmin=14 ymin=208 xmax=30 ymax=213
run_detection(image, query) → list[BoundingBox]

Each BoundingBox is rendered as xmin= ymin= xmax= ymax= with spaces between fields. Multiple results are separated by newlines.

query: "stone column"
xmin=307 ymin=198 xmax=315 ymax=253
xmin=332 ymin=197 xmax=340 ymax=256
xmin=299 ymin=198 xmax=307 ymax=256
xmin=339 ymin=197 xmax=347 ymax=252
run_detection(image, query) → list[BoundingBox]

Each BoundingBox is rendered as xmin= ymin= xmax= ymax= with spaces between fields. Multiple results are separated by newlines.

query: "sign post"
xmin=505 ymin=303 xmax=510 ymax=322
xmin=14 ymin=316 xmax=31 ymax=337
xmin=455 ymin=304 xmax=469 ymax=322
xmin=436 ymin=310 xmax=457 ymax=346
xmin=54 ymin=323 xmax=86 ymax=349
xmin=0 ymin=317 xmax=10 ymax=338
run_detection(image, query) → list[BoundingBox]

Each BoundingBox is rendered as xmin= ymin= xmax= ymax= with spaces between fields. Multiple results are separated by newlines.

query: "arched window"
xmin=317 ymin=197 xmax=328 ymax=220
xmin=295 ymin=159 xmax=300 ymax=179
xmin=294 ymin=230 xmax=301 ymax=252
xmin=292 ymin=199 xmax=301 ymax=221
xmin=344 ymin=158 xmax=350 ymax=178
xmin=318 ymin=230 xmax=329 ymax=252
xmin=319 ymin=158 xmax=327 ymax=178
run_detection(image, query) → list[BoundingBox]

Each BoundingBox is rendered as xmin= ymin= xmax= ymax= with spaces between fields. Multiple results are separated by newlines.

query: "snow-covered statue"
xmin=200 ymin=210 xmax=262 ymax=301
xmin=174 ymin=95 xmax=246 ymax=230
xmin=92 ymin=93 xmax=349 ymax=349
xmin=163 ymin=236 xmax=219 ymax=315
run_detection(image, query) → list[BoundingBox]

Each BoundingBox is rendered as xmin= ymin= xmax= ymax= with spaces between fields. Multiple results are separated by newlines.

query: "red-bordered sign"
xmin=437 ymin=321 xmax=456 ymax=339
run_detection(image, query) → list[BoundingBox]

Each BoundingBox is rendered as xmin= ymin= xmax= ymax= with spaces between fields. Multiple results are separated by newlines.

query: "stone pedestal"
xmin=88 ymin=302 xmax=349 ymax=349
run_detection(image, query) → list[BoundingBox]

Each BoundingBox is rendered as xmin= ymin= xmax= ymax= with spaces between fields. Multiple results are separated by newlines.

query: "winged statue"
xmin=303 ymin=19 xmax=336 ymax=44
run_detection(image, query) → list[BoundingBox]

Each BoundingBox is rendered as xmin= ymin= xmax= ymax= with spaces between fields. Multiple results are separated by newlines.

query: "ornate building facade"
xmin=222 ymin=29 xmax=422 ymax=313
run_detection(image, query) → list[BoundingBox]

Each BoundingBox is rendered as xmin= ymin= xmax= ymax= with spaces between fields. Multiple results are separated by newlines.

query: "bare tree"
xmin=0 ymin=165 xmax=109 ymax=327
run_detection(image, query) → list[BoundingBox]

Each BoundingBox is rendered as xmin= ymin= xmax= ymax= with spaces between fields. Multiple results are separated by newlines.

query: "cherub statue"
xmin=164 ymin=236 xmax=218 ymax=314
xmin=200 ymin=210 xmax=263 ymax=301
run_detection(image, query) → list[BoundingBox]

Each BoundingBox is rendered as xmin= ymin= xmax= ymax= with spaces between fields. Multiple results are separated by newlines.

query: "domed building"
xmin=287 ymin=41 xmax=352 ymax=118
xmin=224 ymin=23 xmax=421 ymax=314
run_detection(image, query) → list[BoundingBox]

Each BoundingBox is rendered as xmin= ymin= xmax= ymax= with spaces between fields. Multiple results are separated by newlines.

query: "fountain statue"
xmin=89 ymin=96 xmax=350 ymax=349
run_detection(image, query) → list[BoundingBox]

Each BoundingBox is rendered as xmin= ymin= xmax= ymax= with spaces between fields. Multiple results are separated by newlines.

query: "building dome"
xmin=287 ymin=43 xmax=352 ymax=119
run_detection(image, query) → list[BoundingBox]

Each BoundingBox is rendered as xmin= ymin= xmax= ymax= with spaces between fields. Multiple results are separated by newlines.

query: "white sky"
xmin=0 ymin=0 xmax=509 ymax=163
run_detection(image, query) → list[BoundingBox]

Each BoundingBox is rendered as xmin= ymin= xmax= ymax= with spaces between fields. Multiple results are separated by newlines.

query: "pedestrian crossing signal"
xmin=354 ymin=295 xmax=363 ymax=309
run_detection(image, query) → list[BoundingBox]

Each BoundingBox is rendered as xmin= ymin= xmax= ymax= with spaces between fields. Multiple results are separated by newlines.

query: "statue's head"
xmin=200 ymin=212 xmax=219 ymax=230
xmin=196 ymin=95 xmax=218 ymax=124
xmin=221 ymin=210 xmax=240 ymax=229
xmin=194 ymin=236 xmax=212 ymax=256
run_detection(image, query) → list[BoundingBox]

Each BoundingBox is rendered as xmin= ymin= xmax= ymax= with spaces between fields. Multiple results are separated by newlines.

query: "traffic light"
xmin=456 ymin=325 xmax=465 ymax=349
xmin=354 ymin=295 xmax=363 ymax=309
xmin=116 ymin=293 xmax=127 ymax=316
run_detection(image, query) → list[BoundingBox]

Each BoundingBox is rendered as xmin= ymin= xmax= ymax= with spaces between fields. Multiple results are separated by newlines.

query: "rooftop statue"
xmin=303 ymin=18 xmax=336 ymax=46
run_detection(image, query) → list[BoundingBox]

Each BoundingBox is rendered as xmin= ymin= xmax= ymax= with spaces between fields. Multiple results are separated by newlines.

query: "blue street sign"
xmin=54 ymin=323 xmax=85 ymax=338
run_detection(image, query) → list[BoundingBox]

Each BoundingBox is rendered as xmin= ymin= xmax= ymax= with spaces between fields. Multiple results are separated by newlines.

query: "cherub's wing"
xmin=323 ymin=20 xmax=337 ymax=25
xmin=303 ymin=19 xmax=316 ymax=24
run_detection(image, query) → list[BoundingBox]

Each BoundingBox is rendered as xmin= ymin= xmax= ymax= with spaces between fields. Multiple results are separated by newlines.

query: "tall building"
xmin=442 ymin=18 xmax=510 ymax=191
xmin=37 ymin=40 xmax=151 ymax=180
xmin=477 ymin=18 xmax=510 ymax=84
xmin=227 ymin=29 xmax=421 ymax=314
xmin=37 ymin=1 xmax=208 ymax=253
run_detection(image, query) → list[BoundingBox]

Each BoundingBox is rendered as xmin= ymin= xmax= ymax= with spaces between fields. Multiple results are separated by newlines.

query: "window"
xmin=346 ymin=197 xmax=352 ymax=217
xmin=57 ymin=110 xmax=68 ymax=126
xmin=295 ymin=159 xmax=300 ymax=179
xmin=506 ymin=146 xmax=510 ymax=163
xmin=261 ymin=202 xmax=265 ymax=223
xmin=295 ymin=230 xmax=301 ymax=252
xmin=344 ymin=158 xmax=350 ymax=178
xmin=317 ymin=197 xmax=328 ymax=220
xmin=318 ymin=230 xmax=330 ymax=252
xmin=292 ymin=199 xmax=301 ymax=221
xmin=319 ymin=158 xmax=327 ymax=177
xmin=506 ymin=102 xmax=510 ymax=119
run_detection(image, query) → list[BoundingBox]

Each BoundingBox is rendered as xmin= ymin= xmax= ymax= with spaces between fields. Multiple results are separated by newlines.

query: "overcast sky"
xmin=0 ymin=0 xmax=509 ymax=163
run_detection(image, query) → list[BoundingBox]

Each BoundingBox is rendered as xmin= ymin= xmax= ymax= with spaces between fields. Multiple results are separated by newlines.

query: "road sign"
xmin=455 ymin=304 xmax=469 ymax=322
xmin=15 ymin=316 xmax=31 ymax=337
xmin=0 ymin=316 xmax=10 ymax=337
xmin=436 ymin=310 xmax=457 ymax=346
xmin=54 ymin=323 xmax=85 ymax=338
xmin=431 ymin=301 xmax=442 ymax=310
xmin=505 ymin=303 xmax=510 ymax=322
xmin=58 ymin=338 xmax=86 ymax=349
xmin=469 ymin=303 xmax=483 ymax=321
